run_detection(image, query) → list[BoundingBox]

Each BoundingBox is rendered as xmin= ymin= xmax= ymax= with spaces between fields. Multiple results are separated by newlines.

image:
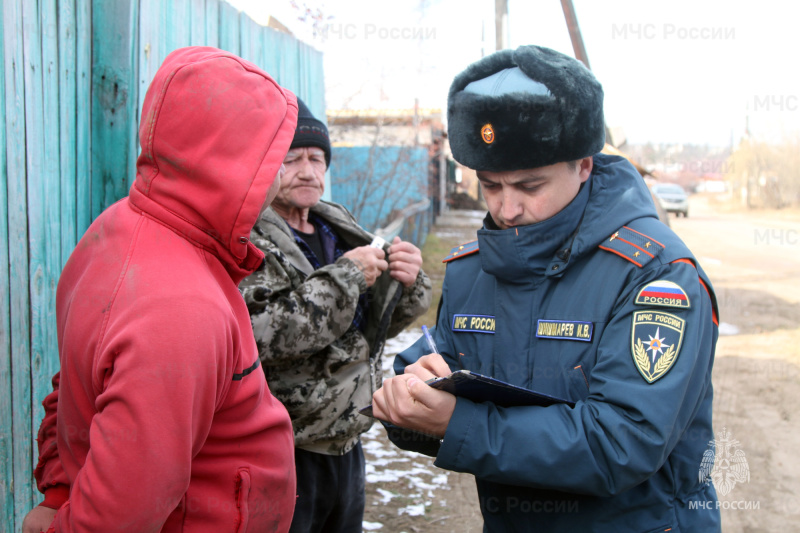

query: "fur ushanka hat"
xmin=447 ymin=45 xmax=605 ymax=171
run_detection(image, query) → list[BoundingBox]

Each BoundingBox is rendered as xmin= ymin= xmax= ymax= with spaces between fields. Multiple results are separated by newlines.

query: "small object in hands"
xmin=421 ymin=325 xmax=439 ymax=355
xmin=370 ymin=236 xmax=386 ymax=249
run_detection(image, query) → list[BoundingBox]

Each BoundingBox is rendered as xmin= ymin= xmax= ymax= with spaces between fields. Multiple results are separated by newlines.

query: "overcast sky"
xmin=227 ymin=0 xmax=799 ymax=147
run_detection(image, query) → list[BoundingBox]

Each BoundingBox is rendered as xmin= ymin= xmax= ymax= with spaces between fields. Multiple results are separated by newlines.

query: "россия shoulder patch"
xmin=443 ymin=240 xmax=479 ymax=263
xmin=635 ymin=280 xmax=691 ymax=309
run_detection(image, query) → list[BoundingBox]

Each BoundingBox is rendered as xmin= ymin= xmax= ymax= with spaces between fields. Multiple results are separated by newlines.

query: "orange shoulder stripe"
xmin=623 ymin=225 xmax=666 ymax=248
xmin=598 ymin=244 xmax=643 ymax=267
xmin=671 ymin=258 xmax=719 ymax=326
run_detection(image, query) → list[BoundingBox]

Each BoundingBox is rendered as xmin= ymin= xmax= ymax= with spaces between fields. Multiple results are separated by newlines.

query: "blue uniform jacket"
xmin=392 ymin=154 xmax=721 ymax=532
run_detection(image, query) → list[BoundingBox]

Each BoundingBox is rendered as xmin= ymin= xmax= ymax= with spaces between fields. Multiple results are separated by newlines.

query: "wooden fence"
xmin=0 ymin=1 xmax=325 ymax=530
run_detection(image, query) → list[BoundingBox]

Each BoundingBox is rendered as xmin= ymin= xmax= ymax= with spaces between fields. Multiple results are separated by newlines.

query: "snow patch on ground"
xmin=362 ymin=418 xmax=451 ymax=524
xmin=718 ymin=322 xmax=740 ymax=335
xmin=361 ymin=329 xmax=453 ymax=529
xmin=398 ymin=503 xmax=427 ymax=516
xmin=382 ymin=329 xmax=422 ymax=375
xmin=434 ymin=229 xmax=474 ymax=239
xmin=699 ymin=256 xmax=722 ymax=266
xmin=375 ymin=488 xmax=395 ymax=504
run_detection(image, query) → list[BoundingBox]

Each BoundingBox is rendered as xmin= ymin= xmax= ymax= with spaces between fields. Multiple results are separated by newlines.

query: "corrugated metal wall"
xmin=0 ymin=1 xmax=325 ymax=530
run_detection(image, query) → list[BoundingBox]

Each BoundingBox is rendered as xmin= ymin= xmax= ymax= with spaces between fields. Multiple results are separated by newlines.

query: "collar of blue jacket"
xmin=477 ymin=153 xmax=658 ymax=281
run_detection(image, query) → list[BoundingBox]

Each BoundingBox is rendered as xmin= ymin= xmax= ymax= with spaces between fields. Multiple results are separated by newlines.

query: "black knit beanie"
xmin=447 ymin=45 xmax=605 ymax=171
xmin=291 ymin=98 xmax=331 ymax=168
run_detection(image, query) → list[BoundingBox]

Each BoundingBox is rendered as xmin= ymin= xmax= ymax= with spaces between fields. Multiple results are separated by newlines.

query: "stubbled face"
xmin=258 ymin=163 xmax=285 ymax=219
xmin=477 ymin=158 xmax=593 ymax=229
xmin=272 ymin=146 xmax=327 ymax=212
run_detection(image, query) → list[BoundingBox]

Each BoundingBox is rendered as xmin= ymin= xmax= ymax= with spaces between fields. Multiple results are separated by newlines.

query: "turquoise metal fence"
xmin=0 ymin=1 xmax=325 ymax=530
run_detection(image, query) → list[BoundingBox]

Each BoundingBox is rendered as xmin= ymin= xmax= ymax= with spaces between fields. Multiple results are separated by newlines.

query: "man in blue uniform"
xmin=371 ymin=45 xmax=721 ymax=532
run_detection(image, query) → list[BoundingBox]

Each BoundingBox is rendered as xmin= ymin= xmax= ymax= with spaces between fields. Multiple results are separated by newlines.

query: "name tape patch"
xmin=635 ymin=280 xmax=690 ymax=309
xmin=452 ymin=314 xmax=496 ymax=334
xmin=536 ymin=320 xmax=593 ymax=342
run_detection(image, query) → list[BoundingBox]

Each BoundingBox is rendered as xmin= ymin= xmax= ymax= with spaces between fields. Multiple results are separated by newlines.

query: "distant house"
xmin=696 ymin=173 xmax=728 ymax=193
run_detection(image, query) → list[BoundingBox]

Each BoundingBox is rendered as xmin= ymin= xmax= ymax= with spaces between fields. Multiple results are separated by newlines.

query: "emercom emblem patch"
xmin=631 ymin=310 xmax=685 ymax=383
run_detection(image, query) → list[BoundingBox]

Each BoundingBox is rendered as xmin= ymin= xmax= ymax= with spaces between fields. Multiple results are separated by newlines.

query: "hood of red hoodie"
xmin=129 ymin=46 xmax=298 ymax=283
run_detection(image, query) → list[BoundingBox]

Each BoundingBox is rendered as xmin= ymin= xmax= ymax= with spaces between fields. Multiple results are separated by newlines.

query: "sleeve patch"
xmin=599 ymin=226 xmax=665 ymax=267
xmin=631 ymin=310 xmax=684 ymax=383
xmin=635 ymin=280 xmax=691 ymax=309
xmin=443 ymin=240 xmax=479 ymax=263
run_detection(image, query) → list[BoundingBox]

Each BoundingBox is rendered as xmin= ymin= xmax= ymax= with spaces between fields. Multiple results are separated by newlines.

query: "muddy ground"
xmin=361 ymin=194 xmax=800 ymax=532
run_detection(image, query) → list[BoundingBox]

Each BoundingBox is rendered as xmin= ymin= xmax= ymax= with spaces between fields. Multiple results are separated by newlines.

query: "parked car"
xmin=651 ymin=183 xmax=689 ymax=217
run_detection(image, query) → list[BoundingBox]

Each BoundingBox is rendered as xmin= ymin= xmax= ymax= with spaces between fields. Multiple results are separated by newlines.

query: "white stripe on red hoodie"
xmin=33 ymin=46 xmax=298 ymax=532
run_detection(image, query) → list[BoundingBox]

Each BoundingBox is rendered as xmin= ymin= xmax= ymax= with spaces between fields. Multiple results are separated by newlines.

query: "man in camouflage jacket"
xmin=239 ymin=98 xmax=432 ymax=533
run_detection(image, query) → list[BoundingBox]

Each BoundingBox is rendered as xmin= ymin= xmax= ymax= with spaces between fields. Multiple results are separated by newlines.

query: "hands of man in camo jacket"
xmin=343 ymin=246 xmax=389 ymax=287
xmin=386 ymin=236 xmax=423 ymax=288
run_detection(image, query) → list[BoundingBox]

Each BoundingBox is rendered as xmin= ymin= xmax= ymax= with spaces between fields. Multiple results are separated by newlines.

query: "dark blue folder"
xmin=426 ymin=370 xmax=575 ymax=408
xmin=360 ymin=370 xmax=574 ymax=417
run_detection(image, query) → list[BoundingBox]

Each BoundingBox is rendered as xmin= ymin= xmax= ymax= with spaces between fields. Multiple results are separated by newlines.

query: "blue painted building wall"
xmin=329 ymin=145 xmax=429 ymax=232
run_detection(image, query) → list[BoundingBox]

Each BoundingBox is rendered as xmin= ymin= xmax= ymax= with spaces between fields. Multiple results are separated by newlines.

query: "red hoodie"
xmin=32 ymin=47 xmax=298 ymax=532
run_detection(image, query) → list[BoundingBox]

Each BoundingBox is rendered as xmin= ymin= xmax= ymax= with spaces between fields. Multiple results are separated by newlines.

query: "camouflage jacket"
xmin=240 ymin=201 xmax=432 ymax=455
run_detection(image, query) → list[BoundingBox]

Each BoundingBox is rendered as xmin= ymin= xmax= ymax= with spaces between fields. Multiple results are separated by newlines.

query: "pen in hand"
xmin=421 ymin=325 xmax=438 ymax=355
xmin=421 ymin=325 xmax=442 ymax=379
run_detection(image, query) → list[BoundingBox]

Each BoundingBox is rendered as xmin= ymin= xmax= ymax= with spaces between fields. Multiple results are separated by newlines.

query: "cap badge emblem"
xmin=481 ymin=123 xmax=494 ymax=144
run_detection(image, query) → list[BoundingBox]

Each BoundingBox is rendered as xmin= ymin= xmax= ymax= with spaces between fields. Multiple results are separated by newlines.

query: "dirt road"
xmin=670 ymin=196 xmax=800 ymax=532
xmin=362 ymin=195 xmax=800 ymax=532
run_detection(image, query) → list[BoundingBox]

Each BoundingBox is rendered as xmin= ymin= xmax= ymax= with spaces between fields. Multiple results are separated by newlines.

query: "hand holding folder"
xmin=360 ymin=370 xmax=574 ymax=418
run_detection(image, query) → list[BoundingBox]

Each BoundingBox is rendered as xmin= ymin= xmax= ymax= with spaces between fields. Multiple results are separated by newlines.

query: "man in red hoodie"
xmin=22 ymin=47 xmax=298 ymax=533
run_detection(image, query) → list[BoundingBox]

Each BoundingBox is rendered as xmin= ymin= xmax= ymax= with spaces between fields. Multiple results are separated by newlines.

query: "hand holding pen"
xmin=406 ymin=325 xmax=454 ymax=380
xmin=421 ymin=325 xmax=439 ymax=355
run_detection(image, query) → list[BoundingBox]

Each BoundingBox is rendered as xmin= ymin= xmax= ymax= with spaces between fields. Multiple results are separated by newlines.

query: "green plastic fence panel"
xmin=58 ymin=0 xmax=78 ymax=265
xmin=260 ymin=24 xmax=280 ymax=84
xmin=139 ymin=0 xmax=166 ymax=117
xmin=165 ymin=0 xmax=192 ymax=53
xmin=279 ymin=32 xmax=293 ymax=88
xmin=127 ymin=1 xmax=140 ymax=198
xmin=190 ymin=0 xmax=215 ymax=46
xmin=284 ymin=33 xmax=301 ymax=94
xmin=218 ymin=1 xmax=240 ymax=56
xmin=239 ymin=12 xmax=263 ymax=67
xmin=296 ymin=40 xmax=309 ymax=101
xmin=204 ymin=0 xmax=220 ymax=48
xmin=302 ymin=42 xmax=326 ymax=119
xmin=75 ymin=0 xmax=91 ymax=238
xmin=0 ymin=4 xmax=13 ymax=531
xmin=90 ymin=0 xmax=138 ymax=219
xmin=22 ymin=0 xmax=49 ymax=518
xmin=30 ymin=0 xmax=63 ymax=514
